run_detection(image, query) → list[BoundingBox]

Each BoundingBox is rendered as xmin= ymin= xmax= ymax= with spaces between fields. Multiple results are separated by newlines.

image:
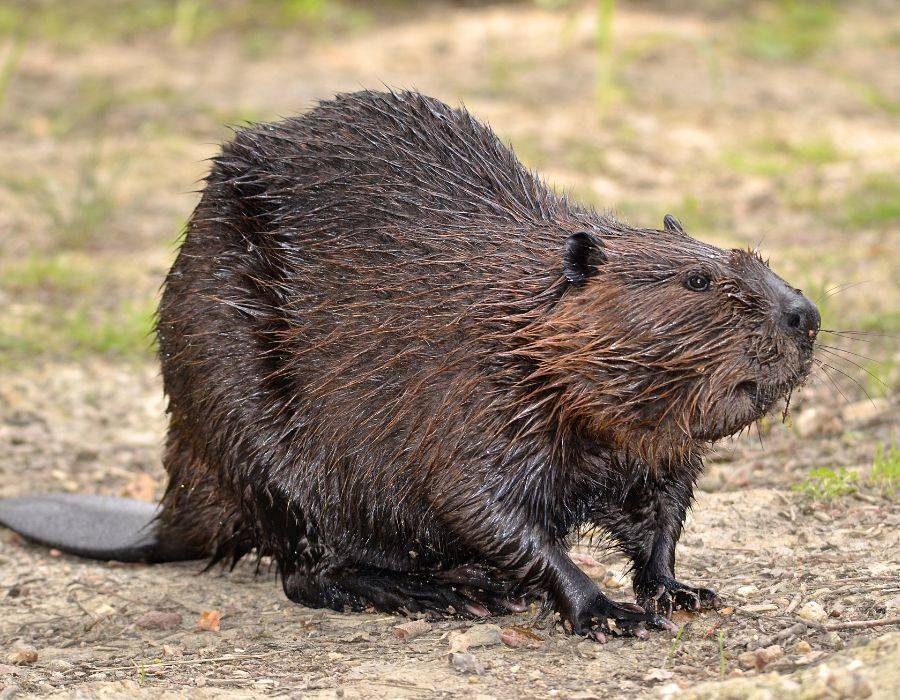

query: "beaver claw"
xmin=635 ymin=576 xmax=721 ymax=618
xmin=569 ymin=592 xmax=677 ymax=640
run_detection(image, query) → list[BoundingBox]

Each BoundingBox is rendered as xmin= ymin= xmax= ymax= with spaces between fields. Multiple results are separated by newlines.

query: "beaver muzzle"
xmin=776 ymin=287 xmax=820 ymax=343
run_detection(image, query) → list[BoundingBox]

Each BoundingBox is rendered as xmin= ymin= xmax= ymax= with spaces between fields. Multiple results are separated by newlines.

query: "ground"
xmin=0 ymin=1 xmax=898 ymax=698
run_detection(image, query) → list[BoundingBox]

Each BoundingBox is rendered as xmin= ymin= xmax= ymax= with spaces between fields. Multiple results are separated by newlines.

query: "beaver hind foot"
xmin=283 ymin=564 xmax=525 ymax=618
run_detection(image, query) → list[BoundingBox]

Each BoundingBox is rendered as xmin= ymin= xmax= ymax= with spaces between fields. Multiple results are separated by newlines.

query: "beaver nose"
xmin=779 ymin=292 xmax=820 ymax=338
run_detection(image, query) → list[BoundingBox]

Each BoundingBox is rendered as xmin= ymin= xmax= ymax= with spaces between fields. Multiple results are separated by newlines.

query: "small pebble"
xmin=6 ymin=650 xmax=37 ymax=666
xmin=757 ymin=644 xmax=783 ymax=665
xmin=797 ymin=601 xmax=827 ymax=623
xmin=448 ymin=624 xmax=501 ymax=653
xmin=643 ymin=668 xmax=674 ymax=682
xmin=93 ymin=603 xmax=116 ymax=616
xmin=794 ymin=639 xmax=813 ymax=654
xmin=449 ymin=652 xmax=483 ymax=675
xmin=738 ymin=650 xmax=757 ymax=670
xmin=45 ymin=659 xmax=72 ymax=672
xmin=135 ymin=611 xmax=183 ymax=630
xmin=738 ymin=644 xmax=783 ymax=670
xmin=823 ymin=631 xmax=844 ymax=648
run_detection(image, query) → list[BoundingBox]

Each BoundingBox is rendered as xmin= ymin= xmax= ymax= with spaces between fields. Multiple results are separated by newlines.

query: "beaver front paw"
xmin=634 ymin=576 xmax=720 ymax=618
xmin=565 ymin=591 xmax=677 ymax=641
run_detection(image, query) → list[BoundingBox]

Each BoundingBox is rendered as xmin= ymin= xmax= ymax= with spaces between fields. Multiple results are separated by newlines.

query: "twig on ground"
xmin=818 ymin=616 xmax=900 ymax=631
xmin=87 ymin=653 xmax=270 ymax=673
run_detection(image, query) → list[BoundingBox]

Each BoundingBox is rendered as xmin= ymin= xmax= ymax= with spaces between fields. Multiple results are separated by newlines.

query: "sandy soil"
xmin=0 ymin=1 xmax=898 ymax=697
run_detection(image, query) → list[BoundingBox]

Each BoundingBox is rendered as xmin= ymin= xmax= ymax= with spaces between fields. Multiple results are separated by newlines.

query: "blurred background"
xmin=0 ymin=0 xmax=896 ymax=502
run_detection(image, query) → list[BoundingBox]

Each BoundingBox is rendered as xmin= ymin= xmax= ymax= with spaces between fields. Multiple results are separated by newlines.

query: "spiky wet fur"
xmin=156 ymin=90 xmax=816 ymax=621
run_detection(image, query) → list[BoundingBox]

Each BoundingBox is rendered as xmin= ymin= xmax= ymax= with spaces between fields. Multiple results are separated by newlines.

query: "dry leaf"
xmin=196 ymin=610 xmax=222 ymax=632
xmin=393 ymin=619 xmax=431 ymax=640
xmin=500 ymin=626 xmax=543 ymax=649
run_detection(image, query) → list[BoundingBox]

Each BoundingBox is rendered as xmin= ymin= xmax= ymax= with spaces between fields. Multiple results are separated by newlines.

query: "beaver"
xmin=0 ymin=90 xmax=820 ymax=638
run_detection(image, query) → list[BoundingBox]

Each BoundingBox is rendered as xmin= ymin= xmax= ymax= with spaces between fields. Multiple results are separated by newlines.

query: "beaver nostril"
xmin=779 ymin=294 xmax=820 ymax=338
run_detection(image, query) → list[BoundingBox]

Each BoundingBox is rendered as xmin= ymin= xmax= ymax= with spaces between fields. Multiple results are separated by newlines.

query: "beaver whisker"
xmin=812 ymin=358 xmax=854 ymax=407
xmin=813 ymin=280 xmax=869 ymax=303
xmin=820 ymin=328 xmax=896 ymax=341
xmin=817 ymin=347 xmax=887 ymax=390
xmin=817 ymin=342 xmax=881 ymax=365
xmin=815 ymin=358 xmax=876 ymax=404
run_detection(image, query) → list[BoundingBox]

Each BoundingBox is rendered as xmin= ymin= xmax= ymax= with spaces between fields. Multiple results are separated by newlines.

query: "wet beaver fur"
xmin=1 ymin=90 xmax=820 ymax=637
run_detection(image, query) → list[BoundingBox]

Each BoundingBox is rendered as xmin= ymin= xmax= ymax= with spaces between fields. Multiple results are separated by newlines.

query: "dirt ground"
xmin=0 ymin=1 xmax=898 ymax=698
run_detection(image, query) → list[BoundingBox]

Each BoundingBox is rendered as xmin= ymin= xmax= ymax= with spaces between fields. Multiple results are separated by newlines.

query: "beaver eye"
xmin=686 ymin=274 xmax=711 ymax=292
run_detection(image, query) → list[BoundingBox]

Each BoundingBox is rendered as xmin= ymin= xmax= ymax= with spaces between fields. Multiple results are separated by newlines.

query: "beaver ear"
xmin=563 ymin=231 xmax=606 ymax=284
xmin=663 ymin=214 xmax=685 ymax=235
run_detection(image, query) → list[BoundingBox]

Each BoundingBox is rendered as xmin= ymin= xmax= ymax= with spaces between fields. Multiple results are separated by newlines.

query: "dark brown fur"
xmin=154 ymin=90 xmax=819 ymax=634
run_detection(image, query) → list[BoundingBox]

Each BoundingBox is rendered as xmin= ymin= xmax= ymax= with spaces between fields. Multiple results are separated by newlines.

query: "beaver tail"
xmin=0 ymin=494 xmax=206 ymax=563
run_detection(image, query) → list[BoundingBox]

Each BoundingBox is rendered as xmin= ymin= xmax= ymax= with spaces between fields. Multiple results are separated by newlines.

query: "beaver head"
xmin=526 ymin=214 xmax=820 ymax=463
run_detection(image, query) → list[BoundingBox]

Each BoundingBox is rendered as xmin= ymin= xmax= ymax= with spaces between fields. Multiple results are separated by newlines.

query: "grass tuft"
xmin=794 ymin=449 xmax=900 ymax=502
xmin=665 ymin=624 xmax=685 ymax=667
xmin=871 ymin=444 xmax=899 ymax=498
xmin=0 ymin=298 xmax=157 ymax=367
xmin=0 ymin=255 xmax=98 ymax=295
xmin=718 ymin=630 xmax=726 ymax=678
xmin=738 ymin=0 xmax=837 ymax=61
xmin=793 ymin=466 xmax=858 ymax=500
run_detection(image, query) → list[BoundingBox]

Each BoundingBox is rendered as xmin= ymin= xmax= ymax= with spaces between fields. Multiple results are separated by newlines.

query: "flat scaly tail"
xmin=0 ymin=493 xmax=204 ymax=563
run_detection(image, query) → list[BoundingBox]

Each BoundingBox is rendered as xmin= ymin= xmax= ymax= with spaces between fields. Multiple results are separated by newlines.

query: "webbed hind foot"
xmin=343 ymin=566 xmax=528 ymax=617
xmin=284 ymin=564 xmax=528 ymax=618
